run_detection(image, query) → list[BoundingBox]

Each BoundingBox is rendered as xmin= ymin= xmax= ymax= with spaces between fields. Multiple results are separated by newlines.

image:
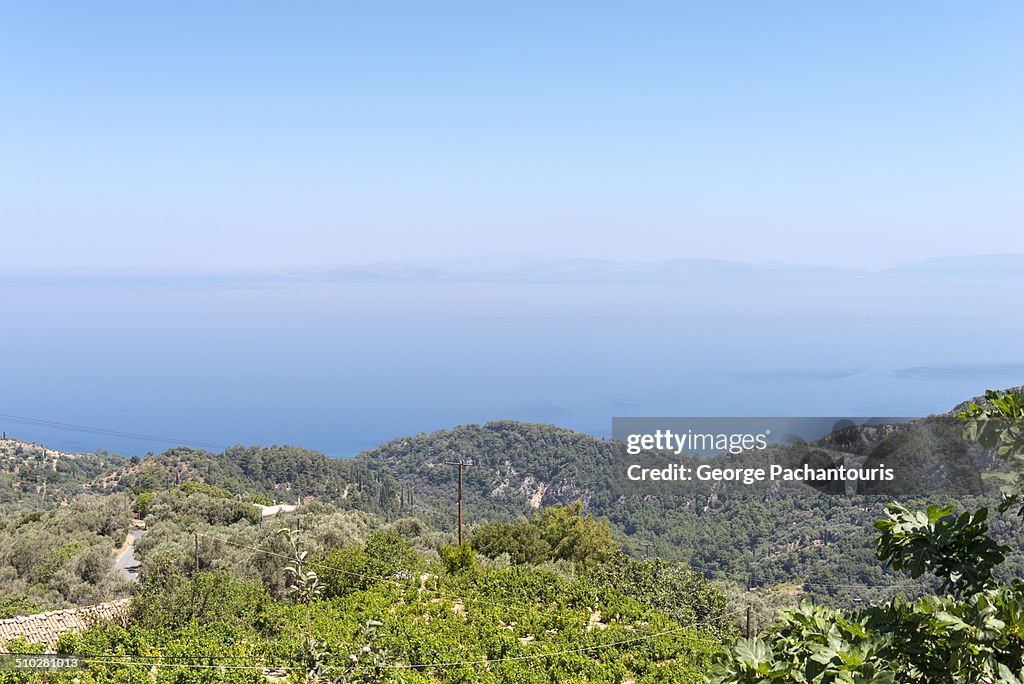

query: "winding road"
xmin=115 ymin=529 xmax=145 ymax=582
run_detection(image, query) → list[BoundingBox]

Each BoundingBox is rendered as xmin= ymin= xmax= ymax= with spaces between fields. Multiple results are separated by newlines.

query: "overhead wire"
xmin=0 ymin=606 xmax=746 ymax=672
xmin=0 ymin=413 xmax=227 ymax=451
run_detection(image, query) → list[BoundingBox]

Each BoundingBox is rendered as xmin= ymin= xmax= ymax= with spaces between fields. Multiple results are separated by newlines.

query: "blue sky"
xmin=2 ymin=2 xmax=1022 ymax=269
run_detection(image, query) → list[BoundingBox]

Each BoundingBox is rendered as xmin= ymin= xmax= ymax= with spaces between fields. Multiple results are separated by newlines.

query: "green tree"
xmin=534 ymin=502 xmax=618 ymax=568
xmin=959 ymin=389 xmax=1024 ymax=514
xmin=439 ymin=541 xmax=478 ymax=574
xmin=132 ymin=490 xmax=154 ymax=518
xmin=711 ymin=389 xmax=1024 ymax=682
xmin=321 ymin=531 xmax=418 ymax=596
xmin=470 ymin=520 xmax=550 ymax=564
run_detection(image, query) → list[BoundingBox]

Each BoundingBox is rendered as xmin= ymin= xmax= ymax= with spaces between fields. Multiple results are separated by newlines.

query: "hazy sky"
xmin=2 ymin=2 xmax=1022 ymax=269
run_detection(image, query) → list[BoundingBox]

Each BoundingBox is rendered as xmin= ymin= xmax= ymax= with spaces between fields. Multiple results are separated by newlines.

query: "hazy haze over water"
xmin=2 ymin=262 xmax=1021 ymax=456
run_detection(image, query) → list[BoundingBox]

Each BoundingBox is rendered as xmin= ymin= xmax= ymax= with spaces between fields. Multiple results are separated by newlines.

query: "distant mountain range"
xmin=2 ymin=253 xmax=1022 ymax=288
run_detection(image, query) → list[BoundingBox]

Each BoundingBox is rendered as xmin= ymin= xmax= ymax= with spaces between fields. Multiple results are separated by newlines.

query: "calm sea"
xmin=1 ymin=280 xmax=1021 ymax=456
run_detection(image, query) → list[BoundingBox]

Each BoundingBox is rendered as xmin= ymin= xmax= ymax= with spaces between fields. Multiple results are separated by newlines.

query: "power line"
xmin=0 ymin=607 xmax=743 ymax=672
xmin=679 ymin=559 xmax=923 ymax=590
xmin=2 ymin=626 xmax=724 ymax=667
xmin=199 ymin=527 xmax=927 ymax=631
xmin=194 ymin=529 xmax=740 ymax=639
xmin=0 ymin=413 xmax=228 ymax=451
xmin=195 ymin=530 xmax=555 ymax=616
xmin=328 ymin=630 xmax=730 ymax=661
xmin=198 ymin=531 xmax=605 ymax=618
xmin=195 ymin=531 xmax=412 ymax=590
xmin=800 ymin=581 xmax=922 ymax=589
xmin=375 ymin=611 xmax=747 ymax=670
xmin=1 ymin=652 xmax=295 ymax=671
xmin=81 ymin=658 xmax=294 ymax=672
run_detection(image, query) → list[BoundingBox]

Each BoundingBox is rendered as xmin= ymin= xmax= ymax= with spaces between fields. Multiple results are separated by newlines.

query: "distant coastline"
xmin=2 ymin=253 xmax=1023 ymax=289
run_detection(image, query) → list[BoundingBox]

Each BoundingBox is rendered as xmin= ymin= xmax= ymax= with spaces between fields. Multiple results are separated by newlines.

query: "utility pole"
xmin=745 ymin=546 xmax=754 ymax=639
xmin=193 ymin=530 xmax=199 ymax=575
xmin=640 ymin=541 xmax=655 ymax=560
xmin=444 ymin=461 xmax=472 ymax=545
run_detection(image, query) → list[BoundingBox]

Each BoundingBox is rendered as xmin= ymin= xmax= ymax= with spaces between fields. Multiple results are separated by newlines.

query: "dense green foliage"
xmin=711 ymin=390 xmax=1024 ymax=682
xmin=9 ymin=398 xmax=1020 ymax=611
xmin=0 ymin=494 xmax=131 ymax=612
xmin=0 ymin=527 xmax=731 ymax=683
xmin=0 ymin=439 xmax=125 ymax=507
xmin=102 ymin=445 xmax=403 ymax=515
xmin=471 ymin=502 xmax=617 ymax=568
xmin=362 ymin=414 xmax=1022 ymax=606
xmin=711 ymin=504 xmax=1024 ymax=682
xmin=0 ymin=387 xmax=1022 ymax=682
xmin=875 ymin=503 xmax=1007 ymax=595
xmin=961 ymin=389 xmax=1024 ymax=516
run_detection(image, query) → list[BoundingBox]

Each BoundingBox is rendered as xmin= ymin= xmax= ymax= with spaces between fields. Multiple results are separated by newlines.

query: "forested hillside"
xmin=92 ymin=444 xmax=401 ymax=515
xmin=711 ymin=388 xmax=1024 ymax=680
xmin=0 ymin=388 xmax=1022 ymax=681
xmin=0 ymin=438 xmax=124 ymax=506
xmin=3 ymin=392 xmax=1022 ymax=614
xmin=356 ymin=410 xmax=1024 ymax=606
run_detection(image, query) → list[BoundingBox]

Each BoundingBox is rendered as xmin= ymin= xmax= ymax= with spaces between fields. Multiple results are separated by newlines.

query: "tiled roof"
xmin=0 ymin=599 xmax=131 ymax=651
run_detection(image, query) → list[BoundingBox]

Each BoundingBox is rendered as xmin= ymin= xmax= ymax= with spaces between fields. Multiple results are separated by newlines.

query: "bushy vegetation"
xmin=359 ymin=415 xmax=1023 ymax=607
xmin=9 ymin=407 xmax=1020 ymax=612
xmin=0 ymin=388 xmax=1022 ymax=681
xmin=471 ymin=501 xmax=617 ymax=568
xmin=711 ymin=389 xmax=1024 ymax=682
xmin=105 ymin=445 xmax=403 ymax=515
xmin=0 ymin=494 xmax=131 ymax=612
xmin=0 ymin=439 xmax=125 ymax=507
xmin=0 ymin=517 xmax=732 ymax=683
